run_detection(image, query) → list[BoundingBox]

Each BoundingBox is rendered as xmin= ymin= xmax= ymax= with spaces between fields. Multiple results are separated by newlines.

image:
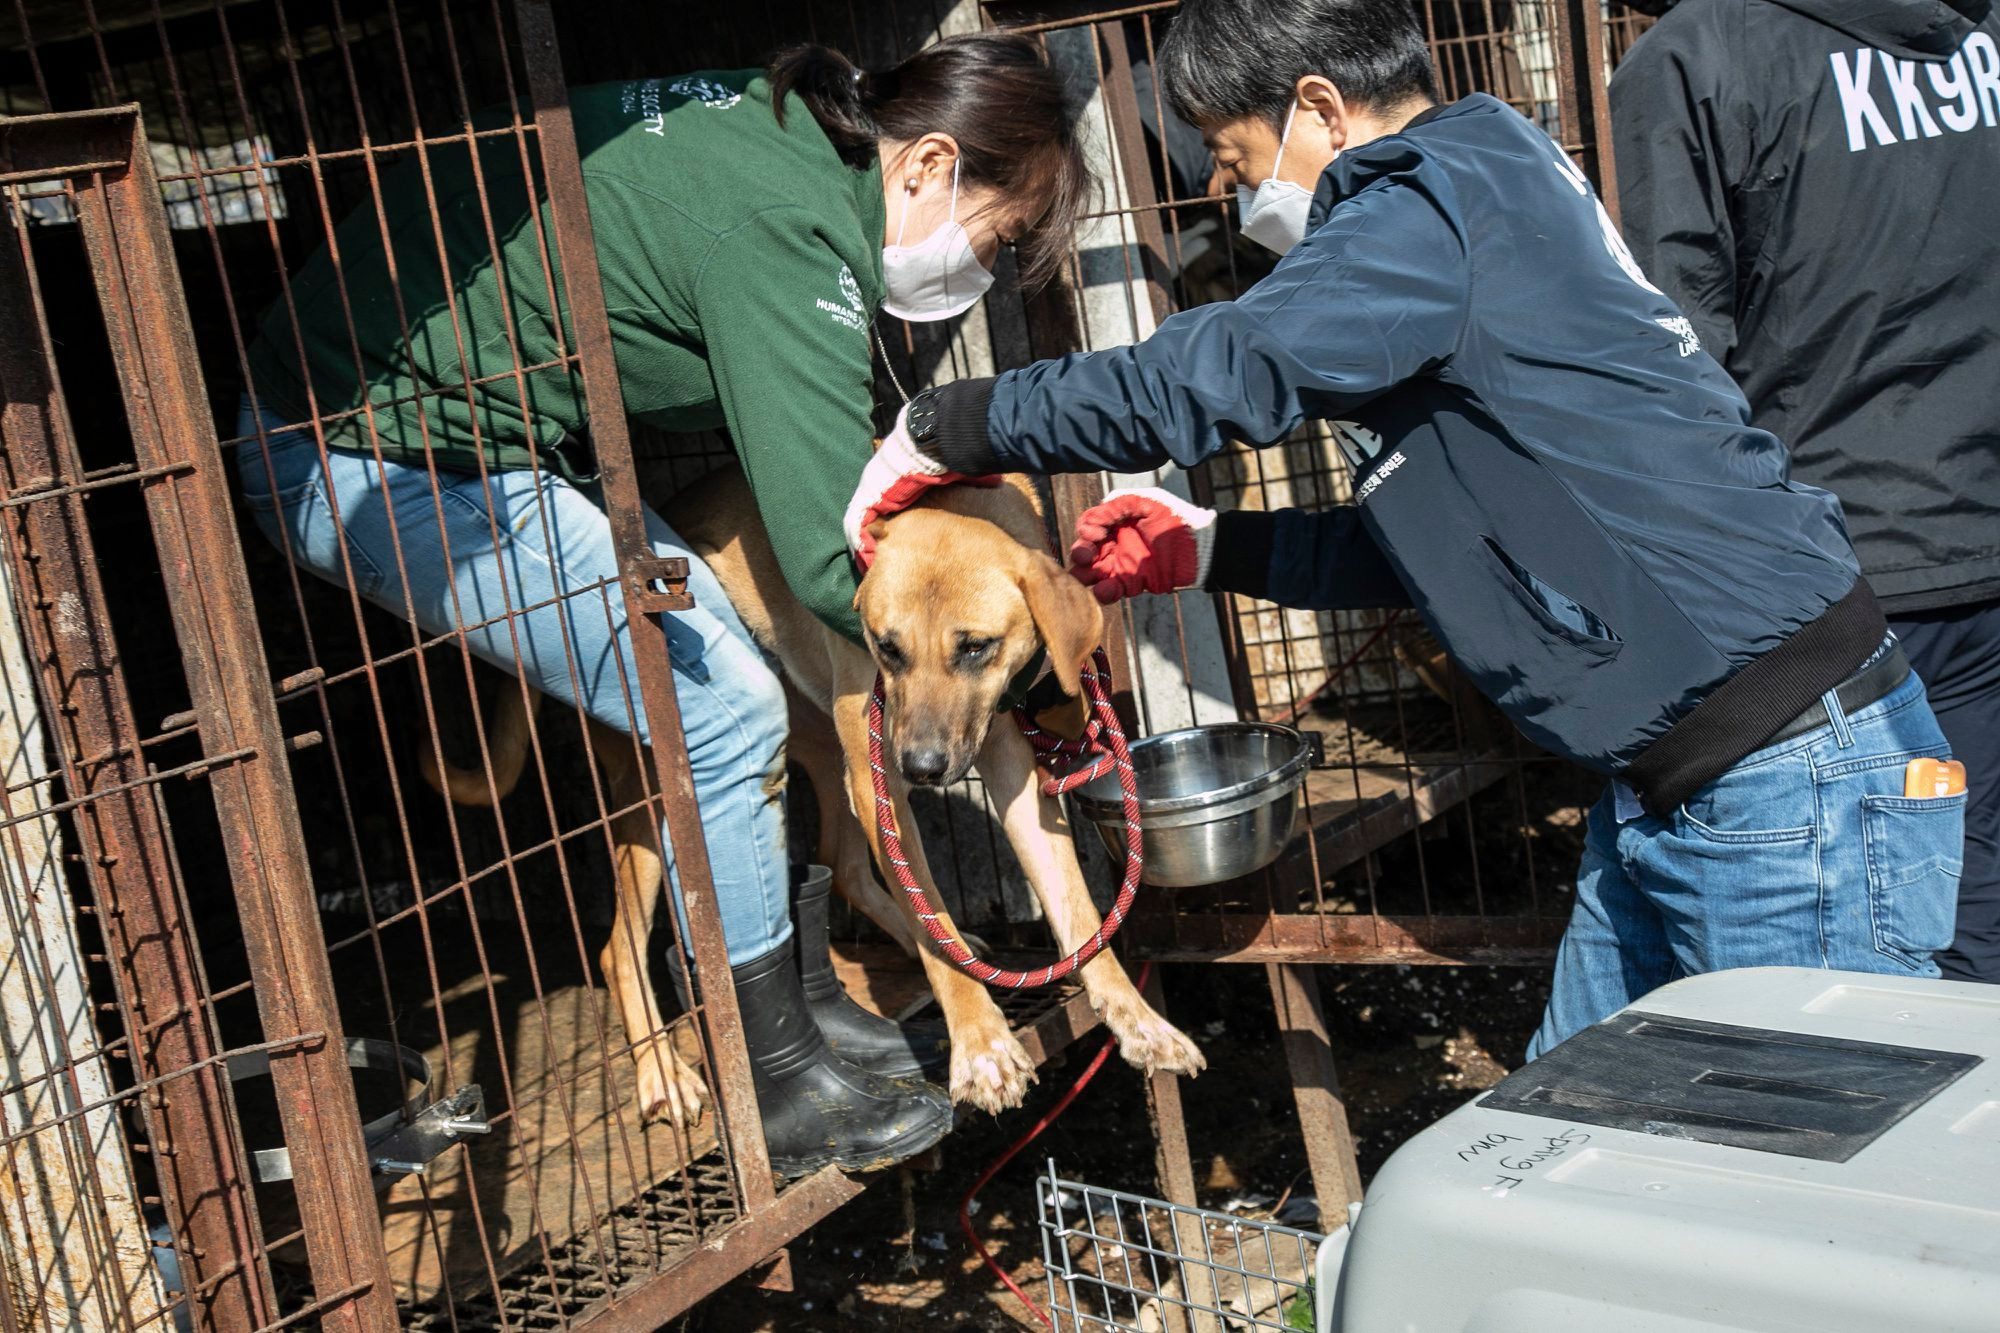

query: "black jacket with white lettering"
xmin=1612 ymin=0 xmax=2000 ymax=612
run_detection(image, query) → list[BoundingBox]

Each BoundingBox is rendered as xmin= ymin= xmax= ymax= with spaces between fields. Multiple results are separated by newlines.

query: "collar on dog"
xmin=995 ymin=648 xmax=1050 ymax=714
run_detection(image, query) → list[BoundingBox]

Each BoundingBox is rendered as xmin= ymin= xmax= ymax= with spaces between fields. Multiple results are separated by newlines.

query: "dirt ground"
xmin=673 ymin=960 xmax=1553 ymax=1331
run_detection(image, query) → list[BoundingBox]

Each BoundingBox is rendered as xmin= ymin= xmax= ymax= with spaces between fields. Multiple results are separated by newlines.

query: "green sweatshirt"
xmin=245 ymin=71 xmax=885 ymax=641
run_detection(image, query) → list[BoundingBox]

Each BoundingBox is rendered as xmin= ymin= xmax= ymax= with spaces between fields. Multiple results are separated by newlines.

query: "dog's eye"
xmin=876 ymin=637 xmax=907 ymax=671
xmin=956 ymin=637 xmax=996 ymax=665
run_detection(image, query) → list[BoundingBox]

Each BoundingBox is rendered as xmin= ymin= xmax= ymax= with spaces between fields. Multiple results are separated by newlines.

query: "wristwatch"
xmin=904 ymin=386 xmax=943 ymax=446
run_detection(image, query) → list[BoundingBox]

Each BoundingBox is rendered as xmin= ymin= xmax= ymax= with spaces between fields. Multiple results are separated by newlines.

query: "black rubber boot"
xmin=730 ymin=940 xmax=952 ymax=1178
xmin=794 ymin=864 xmax=950 ymax=1080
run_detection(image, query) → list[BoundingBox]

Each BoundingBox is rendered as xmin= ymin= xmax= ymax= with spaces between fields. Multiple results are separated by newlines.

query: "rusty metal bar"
xmin=1578 ymin=0 xmax=1620 ymax=219
xmin=0 ymin=459 xmax=194 ymax=510
xmin=1264 ymin=963 xmax=1362 ymax=1228
xmin=1131 ymin=910 xmax=1567 ymax=963
xmin=0 ymin=1033 xmax=322 ymax=1154
xmin=1551 ymin=0 xmax=1618 ymax=209
xmin=573 ymin=1166 xmax=863 ymax=1330
xmin=0 ymin=747 xmax=254 ymax=836
xmin=1097 ymin=28 xmax=1175 ymax=330
xmin=984 ymin=1 xmax=1178 ymax=33
xmin=67 ymin=108 xmax=398 ymax=1331
xmin=510 ymin=0 xmax=779 ymax=1203
xmin=0 ymin=175 xmax=271 ymax=1332
xmin=1138 ymin=968 xmax=1199 ymax=1211
xmin=0 ymin=106 xmax=134 ymax=184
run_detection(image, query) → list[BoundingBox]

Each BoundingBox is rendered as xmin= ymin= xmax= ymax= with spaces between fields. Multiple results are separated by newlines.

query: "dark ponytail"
xmin=769 ymin=34 xmax=1088 ymax=292
xmin=768 ymin=45 xmax=880 ymax=154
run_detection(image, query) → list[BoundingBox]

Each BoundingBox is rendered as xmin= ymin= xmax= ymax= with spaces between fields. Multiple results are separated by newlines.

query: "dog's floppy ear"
xmin=1020 ymin=552 xmax=1103 ymax=697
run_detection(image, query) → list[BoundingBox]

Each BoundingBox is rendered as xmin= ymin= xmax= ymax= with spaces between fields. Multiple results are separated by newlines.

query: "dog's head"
xmin=855 ymin=482 xmax=1102 ymax=787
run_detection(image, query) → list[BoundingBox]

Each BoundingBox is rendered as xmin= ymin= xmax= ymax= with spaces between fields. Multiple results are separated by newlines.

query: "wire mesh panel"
xmin=2 ymin=4 xmax=1153 ymax=1327
xmin=0 ymin=2 xmax=893 ymax=1327
xmin=1603 ymin=5 xmax=1656 ymax=70
xmin=0 ymin=101 xmax=406 ymax=1332
xmin=974 ymin=1 xmax=1636 ymax=968
xmin=1039 ymin=1163 xmax=1325 ymax=1333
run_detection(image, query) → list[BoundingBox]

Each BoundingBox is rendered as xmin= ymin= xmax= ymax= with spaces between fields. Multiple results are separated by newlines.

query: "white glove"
xmin=843 ymin=402 xmax=997 ymax=567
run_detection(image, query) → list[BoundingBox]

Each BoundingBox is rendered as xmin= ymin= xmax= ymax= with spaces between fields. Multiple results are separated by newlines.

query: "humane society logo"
xmin=819 ymin=264 xmax=866 ymax=330
xmin=623 ymin=76 xmax=741 ymax=134
xmin=667 ymin=76 xmax=741 ymax=110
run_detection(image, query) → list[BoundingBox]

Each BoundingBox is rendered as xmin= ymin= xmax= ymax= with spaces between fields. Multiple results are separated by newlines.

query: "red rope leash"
xmin=867 ymin=647 xmax=1142 ymax=989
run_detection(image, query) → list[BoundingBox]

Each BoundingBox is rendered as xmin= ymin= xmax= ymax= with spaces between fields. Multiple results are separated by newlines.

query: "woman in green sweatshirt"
xmin=237 ymin=35 xmax=1087 ymax=1174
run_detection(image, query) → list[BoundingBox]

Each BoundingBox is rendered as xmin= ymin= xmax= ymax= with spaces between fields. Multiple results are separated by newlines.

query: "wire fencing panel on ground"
xmin=1039 ymin=1163 xmax=1325 ymax=1333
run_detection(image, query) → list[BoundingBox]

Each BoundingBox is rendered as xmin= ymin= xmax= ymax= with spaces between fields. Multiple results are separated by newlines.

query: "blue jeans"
xmin=235 ymin=401 xmax=791 ymax=965
xmin=1891 ymin=598 xmax=2000 ymax=981
xmin=1528 ymin=668 xmax=1964 ymax=1058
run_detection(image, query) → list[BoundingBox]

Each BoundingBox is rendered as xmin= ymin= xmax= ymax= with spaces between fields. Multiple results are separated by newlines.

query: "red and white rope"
xmin=866 ymin=648 xmax=1142 ymax=989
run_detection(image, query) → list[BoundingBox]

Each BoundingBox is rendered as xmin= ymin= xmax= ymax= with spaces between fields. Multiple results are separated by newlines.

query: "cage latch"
xmin=629 ymin=556 xmax=693 ymax=613
xmin=369 ymin=1084 xmax=491 ymax=1177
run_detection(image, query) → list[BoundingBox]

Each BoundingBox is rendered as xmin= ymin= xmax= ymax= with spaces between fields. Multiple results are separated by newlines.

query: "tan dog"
xmin=417 ymin=689 xmax=711 ymax=1128
xmin=421 ymin=467 xmax=1203 ymax=1124
xmin=668 ymin=467 xmax=1203 ymax=1113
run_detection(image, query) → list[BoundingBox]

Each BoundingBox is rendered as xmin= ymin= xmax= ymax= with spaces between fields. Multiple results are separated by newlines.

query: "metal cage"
xmin=0 ymin=1 xmax=1655 ymax=1326
xmin=1039 ymin=1161 xmax=1328 ymax=1333
xmin=981 ymin=0 xmax=1630 ymax=972
xmin=972 ymin=0 xmax=1643 ymax=1232
xmin=0 ymin=3 xmax=1128 ymax=1329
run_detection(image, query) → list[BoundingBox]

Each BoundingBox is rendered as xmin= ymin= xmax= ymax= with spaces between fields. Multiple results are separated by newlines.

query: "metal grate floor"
xmin=994 ymin=979 xmax=1084 ymax=1027
xmin=393 ymin=981 xmax=1089 ymax=1328
xmin=400 ymin=1152 xmax=738 ymax=1329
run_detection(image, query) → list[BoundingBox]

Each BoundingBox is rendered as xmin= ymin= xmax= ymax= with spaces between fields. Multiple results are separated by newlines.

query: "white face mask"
xmin=1235 ymin=104 xmax=1327 ymax=256
xmin=881 ymin=157 xmax=996 ymax=322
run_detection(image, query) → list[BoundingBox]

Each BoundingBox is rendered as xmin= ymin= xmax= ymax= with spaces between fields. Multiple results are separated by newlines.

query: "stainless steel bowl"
xmin=1072 ymin=723 xmax=1311 ymax=888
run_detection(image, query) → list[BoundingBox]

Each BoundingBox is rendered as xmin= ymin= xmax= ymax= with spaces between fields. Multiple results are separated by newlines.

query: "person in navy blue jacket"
xmin=847 ymin=0 xmax=1968 ymax=1055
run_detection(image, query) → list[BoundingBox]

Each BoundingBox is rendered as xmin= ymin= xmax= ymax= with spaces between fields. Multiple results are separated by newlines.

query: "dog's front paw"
xmin=1102 ymin=995 xmax=1206 ymax=1079
xmin=635 ymin=1037 xmax=710 ymax=1128
xmin=948 ymin=1023 xmax=1037 ymax=1114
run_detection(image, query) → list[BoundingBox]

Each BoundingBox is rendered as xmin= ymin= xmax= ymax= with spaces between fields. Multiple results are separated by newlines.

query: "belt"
xmin=1627 ymin=580 xmax=1891 ymax=819
xmin=1760 ymin=643 xmax=1910 ymax=749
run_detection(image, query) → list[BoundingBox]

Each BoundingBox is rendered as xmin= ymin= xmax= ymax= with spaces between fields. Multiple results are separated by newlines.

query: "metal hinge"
xmin=232 ymin=1039 xmax=491 ymax=1182
xmin=368 ymin=1084 xmax=492 ymax=1177
xmin=629 ymin=555 xmax=692 ymax=613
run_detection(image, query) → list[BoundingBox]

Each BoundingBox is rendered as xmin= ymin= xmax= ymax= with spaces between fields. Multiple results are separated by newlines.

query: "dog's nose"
xmin=900 ymin=748 xmax=951 ymax=786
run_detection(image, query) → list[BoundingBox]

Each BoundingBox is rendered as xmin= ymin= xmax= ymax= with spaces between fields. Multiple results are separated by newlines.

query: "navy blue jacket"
xmin=924 ymin=95 xmax=1871 ymax=779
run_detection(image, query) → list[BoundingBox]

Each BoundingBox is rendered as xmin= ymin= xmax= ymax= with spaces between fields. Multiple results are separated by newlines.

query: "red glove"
xmin=843 ymin=404 xmax=1000 ymax=569
xmin=1068 ymin=487 xmax=1217 ymax=605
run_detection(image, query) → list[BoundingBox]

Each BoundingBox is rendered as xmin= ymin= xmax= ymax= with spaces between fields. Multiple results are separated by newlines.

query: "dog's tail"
xmin=417 ymin=684 xmax=539 ymax=807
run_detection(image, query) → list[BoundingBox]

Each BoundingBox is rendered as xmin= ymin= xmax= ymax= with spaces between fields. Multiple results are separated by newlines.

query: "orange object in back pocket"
xmin=1904 ymin=757 xmax=1968 ymax=799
